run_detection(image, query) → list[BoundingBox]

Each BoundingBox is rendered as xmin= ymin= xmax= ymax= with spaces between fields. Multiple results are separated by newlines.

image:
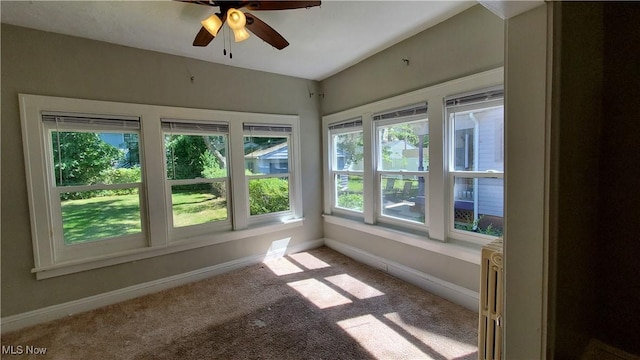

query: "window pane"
xmin=171 ymin=183 xmax=227 ymax=227
xmin=244 ymin=136 xmax=289 ymax=175
xmin=333 ymin=131 xmax=364 ymax=171
xmin=51 ymin=131 xmax=141 ymax=186
xmin=453 ymin=176 xmax=504 ymax=236
xmin=60 ymin=188 xmax=142 ymax=244
xmin=380 ymin=175 xmax=425 ymax=223
xmin=335 ymin=174 xmax=363 ymax=212
xmin=165 ymin=134 xmax=228 ymax=180
xmin=377 ymin=120 xmax=429 ymax=171
xmin=452 ymin=105 xmax=504 ymax=172
xmin=248 ymin=177 xmax=290 ymax=215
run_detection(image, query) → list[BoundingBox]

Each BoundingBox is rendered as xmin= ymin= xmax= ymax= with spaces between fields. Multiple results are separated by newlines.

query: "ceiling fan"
xmin=180 ymin=1 xmax=321 ymax=50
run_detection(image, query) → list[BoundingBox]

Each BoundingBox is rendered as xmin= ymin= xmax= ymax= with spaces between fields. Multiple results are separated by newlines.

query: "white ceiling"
xmin=1 ymin=0 xmax=478 ymax=81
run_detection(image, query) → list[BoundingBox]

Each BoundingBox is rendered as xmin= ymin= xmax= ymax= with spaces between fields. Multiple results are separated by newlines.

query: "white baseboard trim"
xmin=323 ymin=238 xmax=480 ymax=312
xmin=1 ymin=239 xmax=323 ymax=334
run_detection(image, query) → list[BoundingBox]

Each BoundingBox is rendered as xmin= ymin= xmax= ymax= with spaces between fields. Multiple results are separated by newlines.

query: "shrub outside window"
xmin=243 ymin=124 xmax=293 ymax=222
xmin=20 ymin=94 xmax=303 ymax=278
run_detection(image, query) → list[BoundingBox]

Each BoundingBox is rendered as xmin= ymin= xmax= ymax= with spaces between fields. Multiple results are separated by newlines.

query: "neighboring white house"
xmin=381 ymin=140 xmax=421 ymax=170
xmin=452 ymin=106 xmax=504 ymax=219
xmin=244 ymin=142 xmax=289 ymax=174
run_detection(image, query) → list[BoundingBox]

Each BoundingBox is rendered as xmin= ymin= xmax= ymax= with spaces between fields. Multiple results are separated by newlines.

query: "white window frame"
xmin=446 ymin=94 xmax=504 ymax=244
xmin=41 ymin=115 xmax=148 ymax=263
xmin=162 ymin=119 xmax=232 ymax=239
xmin=243 ymin=123 xmax=299 ymax=225
xmin=328 ymin=118 xmax=365 ymax=217
xmin=322 ymin=68 xmax=503 ymax=245
xmin=374 ymin=110 xmax=429 ymax=232
xmin=20 ymin=94 xmax=303 ymax=279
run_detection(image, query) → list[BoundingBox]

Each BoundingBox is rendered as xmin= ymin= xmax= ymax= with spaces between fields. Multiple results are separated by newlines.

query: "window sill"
xmin=32 ymin=218 xmax=304 ymax=280
xmin=323 ymin=215 xmax=481 ymax=265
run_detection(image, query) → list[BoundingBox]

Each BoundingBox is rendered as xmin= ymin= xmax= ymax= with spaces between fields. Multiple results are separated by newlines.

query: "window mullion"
xmin=378 ymin=170 xmax=427 ymax=177
xmin=55 ymin=182 xmax=141 ymax=192
xmin=333 ymin=170 xmax=363 ymax=175
xmin=168 ymin=178 xmax=227 ymax=186
xmin=229 ymin=121 xmax=248 ymax=230
xmin=247 ymin=173 xmax=290 ymax=180
xmin=141 ymin=116 xmax=168 ymax=247
xmin=428 ymin=99 xmax=446 ymax=241
xmin=450 ymin=171 xmax=504 ymax=179
xmin=362 ymin=112 xmax=375 ymax=224
xmin=290 ymin=125 xmax=303 ymax=219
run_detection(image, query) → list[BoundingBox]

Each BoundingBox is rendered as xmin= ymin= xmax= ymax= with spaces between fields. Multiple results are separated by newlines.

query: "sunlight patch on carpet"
xmin=287 ymin=278 xmax=352 ymax=309
xmin=325 ymin=274 xmax=385 ymax=299
xmin=384 ymin=312 xmax=478 ymax=358
xmin=264 ymin=257 xmax=304 ymax=276
xmin=288 ymin=252 xmax=331 ymax=269
xmin=337 ymin=314 xmax=430 ymax=359
xmin=264 ymin=237 xmax=291 ymax=261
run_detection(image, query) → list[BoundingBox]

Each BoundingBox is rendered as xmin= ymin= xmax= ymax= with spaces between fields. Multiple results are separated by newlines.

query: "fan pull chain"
xmin=228 ymin=30 xmax=233 ymax=59
xmin=223 ymin=25 xmax=228 ymax=57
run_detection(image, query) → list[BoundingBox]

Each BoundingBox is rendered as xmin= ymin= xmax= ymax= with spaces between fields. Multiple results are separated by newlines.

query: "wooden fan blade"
xmin=243 ymin=1 xmax=321 ymax=11
xmin=175 ymin=0 xmax=217 ymax=7
xmin=193 ymin=27 xmax=215 ymax=46
xmin=244 ymin=13 xmax=289 ymax=50
xmin=193 ymin=13 xmax=226 ymax=47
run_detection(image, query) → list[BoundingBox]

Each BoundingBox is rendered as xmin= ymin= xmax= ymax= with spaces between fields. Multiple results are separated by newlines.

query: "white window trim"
xmin=328 ymin=124 xmax=365 ymax=217
xmin=19 ymin=94 xmax=303 ymax=279
xmin=374 ymin=115 xmax=430 ymax=231
xmin=242 ymin=125 xmax=302 ymax=227
xmin=322 ymin=67 xmax=504 ymax=246
xmin=41 ymin=117 xmax=149 ymax=261
xmin=161 ymin=121 xmax=232 ymax=240
xmin=446 ymin=97 xmax=504 ymax=245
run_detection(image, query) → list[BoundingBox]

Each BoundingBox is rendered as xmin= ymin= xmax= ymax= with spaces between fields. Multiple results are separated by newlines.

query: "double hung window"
xmin=446 ymin=89 xmax=504 ymax=238
xmin=328 ymin=118 xmax=364 ymax=214
xmin=323 ymin=68 xmax=504 ymax=245
xmin=20 ymin=94 xmax=302 ymax=278
xmin=43 ymin=114 xmax=147 ymax=262
xmin=163 ymin=120 xmax=230 ymax=234
xmin=243 ymin=124 xmax=294 ymax=222
xmin=374 ymin=104 xmax=429 ymax=228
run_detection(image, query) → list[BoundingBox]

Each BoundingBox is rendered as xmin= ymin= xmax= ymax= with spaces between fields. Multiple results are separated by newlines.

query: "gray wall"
xmin=324 ymin=224 xmax=481 ymax=292
xmin=320 ymin=5 xmax=504 ymax=294
xmin=320 ymin=5 xmax=504 ymax=115
xmin=1 ymin=24 xmax=323 ymax=316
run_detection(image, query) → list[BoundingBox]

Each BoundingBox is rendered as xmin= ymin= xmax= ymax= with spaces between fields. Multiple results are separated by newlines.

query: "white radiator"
xmin=479 ymin=237 xmax=504 ymax=360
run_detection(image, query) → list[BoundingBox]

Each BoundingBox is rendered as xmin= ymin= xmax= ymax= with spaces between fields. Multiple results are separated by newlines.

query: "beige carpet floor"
xmin=1 ymin=246 xmax=479 ymax=359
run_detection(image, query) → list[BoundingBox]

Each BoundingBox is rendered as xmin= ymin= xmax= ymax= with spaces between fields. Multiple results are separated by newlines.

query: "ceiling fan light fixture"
xmin=226 ymin=8 xmax=250 ymax=42
xmin=201 ymin=14 xmax=223 ymax=36
xmin=232 ymin=27 xmax=251 ymax=42
xmin=226 ymin=8 xmax=246 ymax=29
